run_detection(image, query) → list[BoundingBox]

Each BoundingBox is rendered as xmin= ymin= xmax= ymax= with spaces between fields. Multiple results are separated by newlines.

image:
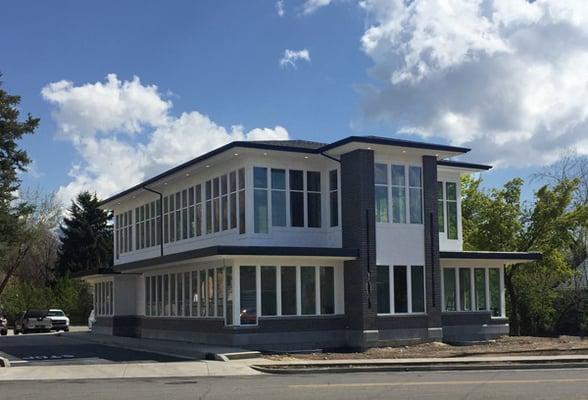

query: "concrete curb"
xmin=252 ymin=358 xmax=588 ymax=374
xmin=0 ymin=357 xmax=10 ymax=368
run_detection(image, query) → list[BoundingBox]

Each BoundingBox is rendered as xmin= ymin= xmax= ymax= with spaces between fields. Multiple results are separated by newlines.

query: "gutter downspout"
xmin=142 ymin=186 xmax=164 ymax=258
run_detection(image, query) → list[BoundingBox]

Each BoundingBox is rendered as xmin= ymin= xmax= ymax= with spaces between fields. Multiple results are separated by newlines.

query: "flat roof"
xmin=101 ymin=135 xmax=473 ymax=206
xmin=114 ymin=246 xmax=359 ymax=272
xmin=437 ymin=160 xmax=492 ymax=171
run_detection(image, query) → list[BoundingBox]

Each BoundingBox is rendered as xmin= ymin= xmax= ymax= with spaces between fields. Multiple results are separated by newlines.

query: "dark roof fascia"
xmin=440 ymin=251 xmax=542 ymax=261
xmin=70 ymin=268 xmax=120 ymax=279
xmin=437 ymin=160 xmax=493 ymax=171
xmin=100 ymin=141 xmax=320 ymax=206
xmin=320 ymin=136 xmax=471 ymax=154
xmin=114 ymin=246 xmax=359 ymax=272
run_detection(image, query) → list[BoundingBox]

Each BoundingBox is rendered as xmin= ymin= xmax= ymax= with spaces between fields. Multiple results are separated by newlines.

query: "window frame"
xmin=376 ymin=265 xmax=426 ymax=315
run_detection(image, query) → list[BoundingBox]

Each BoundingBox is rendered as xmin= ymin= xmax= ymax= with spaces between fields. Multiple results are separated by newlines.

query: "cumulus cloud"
xmin=358 ymin=0 xmax=588 ymax=167
xmin=279 ymin=49 xmax=311 ymax=68
xmin=276 ymin=0 xmax=285 ymax=17
xmin=42 ymin=75 xmax=289 ymax=204
xmin=302 ymin=0 xmax=332 ymax=15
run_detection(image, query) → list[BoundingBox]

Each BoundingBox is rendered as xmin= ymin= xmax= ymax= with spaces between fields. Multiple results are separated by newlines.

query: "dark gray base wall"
xmin=93 ymin=317 xmax=113 ymax=336
xmin=442 ymin=312 xmax=509 ymax=342
xmin=374 ymin=314 xmax=442 ymax=347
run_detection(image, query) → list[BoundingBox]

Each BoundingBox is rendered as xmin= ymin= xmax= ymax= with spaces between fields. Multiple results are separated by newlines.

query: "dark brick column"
xmin=341 ymin=149 xmax=377 ymax=348
xmin=422 ymin=156 xmax=442 ymax=338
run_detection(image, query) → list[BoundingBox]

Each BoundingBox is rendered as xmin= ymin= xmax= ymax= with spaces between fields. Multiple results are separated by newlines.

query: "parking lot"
xmin=0 ymin=328 xmax=185 ymax=366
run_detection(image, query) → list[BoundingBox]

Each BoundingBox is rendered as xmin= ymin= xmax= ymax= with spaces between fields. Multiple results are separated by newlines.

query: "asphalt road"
xmin=2 ymin=368 xmax=588 ymax=399
xmin=0 ymin=330 xmax=184 ymax=366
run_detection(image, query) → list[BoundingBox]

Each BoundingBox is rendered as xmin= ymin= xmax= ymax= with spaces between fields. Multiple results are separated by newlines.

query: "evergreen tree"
xmin=57 ymin=192 xmax=113 ymax=276
xmin=0 ymin=76 xmax=39 ymax=257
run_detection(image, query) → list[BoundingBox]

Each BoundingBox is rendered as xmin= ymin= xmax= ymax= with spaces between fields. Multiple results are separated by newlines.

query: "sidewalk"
xmin=0 ymin=359 xmax=263 ymax=381
xmin=61 ymin=331 xmax=260 ymax=361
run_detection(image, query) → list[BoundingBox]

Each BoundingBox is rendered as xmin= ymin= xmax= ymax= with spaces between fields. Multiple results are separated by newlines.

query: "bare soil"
xmin=266 ymin=336 xmax=588 ymax=361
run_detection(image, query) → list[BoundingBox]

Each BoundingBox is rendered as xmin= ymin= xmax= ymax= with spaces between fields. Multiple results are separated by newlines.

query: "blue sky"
xmin=3 ymin=0 xmax=585 ymax=204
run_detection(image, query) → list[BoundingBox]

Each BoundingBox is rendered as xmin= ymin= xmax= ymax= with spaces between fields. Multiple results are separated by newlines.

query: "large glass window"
xmin=261 ymin=266 xmax=277 ymax=316
xmin=200 ymin=270 xmax=207 ymax=317
xmin=459 ymin=268 xmax=472 ymax=311
xmin=195 ymin=184 xmax=202 ymax=236
xmin=446 ymin=182 xmax=458 ymax=239
xmin=320 ymin=266 xmax=335 ymax=315
xmin=289 ymin=170 xmax=304 ymax=227
xmin=281 ymin=266 xmax=297 ymax=315
xmin=391 ymin=165 xmax=406 ymax=223
xmin=393 ymin=265 xmax=408 ymax=313
xmin=238 ymin=168 xmax=246 ymax=234
xmin=175 ymin=192 xmax=182 ymax=240
xmin=375 ymin=163 xmax=389 ymax=223
xmin=377 ymin=265 xmax=390 ymax=314
xmin=191 ymin=271 xmax=199 ymax=316
xmin=443 ymin=268 xmax=457 ymax=311
xmin=145 ymin=277 xmax=151 ymax=316
xmin=437 ymin=182 xmax=445 ymax=232
xmin=240 ymin=266 xmax=257 ymax=325
xmin=157 ymin=275 xmax=163 ymax=316
xmin=409 ymin=166 xmax=422 ymax=224
xmin=254 ymin=167 xmax=268 ymax=233
xmin=163 ymin=275 xmax=169 ymax=316
xmin=307 ymin=171 xmax=321 ymax=228
xmin=329 ymin=169 xmax=338 ymax=227
xmin=271 ymin=169 xmax=286 ymax=227
xmin=474 ymin=268 xmax=486 ymax=310
xmin=301 ymin=267 xmax=316 ymax=315
xmin=207 ymin=269 xmax=215 ymax=316
xmin=411 ymin=265 xmax=425 ymax=313
xmin=216 ymin=268 xmax=224 ymax=317
xmin=176 ymin=273 xmax=183 ymax=317
xmin=213 ymin=178 xmax=220 ymax=233
xmin=184 ymin=272 xmax=191 ymax=316
xmin=489 ymin=268 xmax=501 ymax=317
xmin=229 ymin=171 xmax=237 ymax=230
xmin=225 ymin=267 xmax=233 ymax=325
xmin=221 ymin=174 xmax=228 ymax=231
xmin=205 ymin=180 xmax=212 ymax=234
xmin=170 ymin=274 xmax=176 ymax=316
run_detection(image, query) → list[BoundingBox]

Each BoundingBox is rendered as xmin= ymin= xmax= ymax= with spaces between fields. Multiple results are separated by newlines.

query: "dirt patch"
xmin=266 ymin=336 xmax=588 ymax=361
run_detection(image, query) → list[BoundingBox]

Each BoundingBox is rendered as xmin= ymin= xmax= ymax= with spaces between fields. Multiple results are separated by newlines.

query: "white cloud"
xmin=357 ymin=0 xmax=588 ymax=167
xmin=279 ymin=49 xmax=311 ymax=68
xmin=276 ymin=0 xmax=285 ymax=17
xmin=302 ymin=0 xmax=332 ymax=15
xmin=43 ymin=75 xmax=289 ymax=204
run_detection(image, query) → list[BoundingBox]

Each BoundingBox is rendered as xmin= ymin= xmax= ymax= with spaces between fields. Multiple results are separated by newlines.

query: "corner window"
xmin=253 ymin=167 xmax=269 ymax=233
xmin=445 ymin=182 xmax=458 ymax=239
xmin=289 ymin=170 xmax=304 ymax=227
xmin=409 ymin=166 xmax=422 ymax=224
xmin=459 ymin=268 xmax=472 ymax=311
xmin=271 ymin=169 xmax=286 ymax=227
xmin=320 ymin=266 xmax=335 ymax=315
xmin=375 ymin=163 xmax=389 ymax=223
xmin=391 ymin=165 xmax=406 ymax=223
xmin=329 ymin=169 xmax=339 ymax=227
xmin=238 ymin=168 xmax=246 ymax=234
xmin=443 ymin=268 xmax=457 ymax=311
xmin=377 ymin=265 xmax=425 ymax=314
xmin=240 ymin=266 xmax=257 ymax=325
xmin=437 ymin=182 xmax=445 ymax=232
xmin=307 ymin=171 xmax=321 ymax=228
xmin=489 ymin=268 xmax=501 ymax=317
xmin=443 ymin=267 xmax=503 ymax=317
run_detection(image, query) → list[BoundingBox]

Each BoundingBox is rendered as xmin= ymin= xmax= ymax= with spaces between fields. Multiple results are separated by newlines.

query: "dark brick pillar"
xmin=341 ymin=149 xmax=377 ymax=348
xmin=422 ymin=156 xmax=442 ymax=338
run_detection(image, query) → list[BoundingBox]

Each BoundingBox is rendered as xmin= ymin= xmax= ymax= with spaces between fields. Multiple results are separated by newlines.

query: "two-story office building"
xmin=84 ymin=136 xmax=540 ymax=350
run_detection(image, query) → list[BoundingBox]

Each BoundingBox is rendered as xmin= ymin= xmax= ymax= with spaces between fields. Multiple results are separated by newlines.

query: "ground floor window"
xmin=377 ymin=265 xmax=425 ymax=314
xmin=94 ymin=281 xmax=113 ymax=316
xmin=443 ymin=267 xmax=503 ymax=317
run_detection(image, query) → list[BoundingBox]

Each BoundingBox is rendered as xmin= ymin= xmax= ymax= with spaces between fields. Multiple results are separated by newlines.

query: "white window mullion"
xmin=500 ymin=266 xmax=506 ymax=317
xmin=233 ymin=266 xmax=241 ymax=326
xmin=315 ymin=266 xmax=321 ymax=315
xmin=256 ymin=265 xmax=261 ymax=320
xmin=470 ymin=267 xmax=475 ymax=312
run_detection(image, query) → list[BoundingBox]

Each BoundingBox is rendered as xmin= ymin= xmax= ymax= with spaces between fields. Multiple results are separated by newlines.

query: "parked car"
xmin=88 ymin=309 xmax=96 ymax=331
xmin=0 ymin=312 xmax=7 ymax=336
xmin=46 ymin=309 xmax=70 ymax=332
xmin=14 ymin=310 xmax=52 ymax=334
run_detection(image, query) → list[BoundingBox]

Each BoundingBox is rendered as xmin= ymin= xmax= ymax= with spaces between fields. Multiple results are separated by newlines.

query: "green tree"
xmin=0 ymin=76 xmax=39 ymax=275
xmin=462 ymin=176 xmax=588 ymax=335
xmin=57 ymin=191 xmax=113 ymax=276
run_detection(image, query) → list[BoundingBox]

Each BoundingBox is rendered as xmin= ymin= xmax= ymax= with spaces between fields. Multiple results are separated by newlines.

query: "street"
xmin=2 ymin=368 xmax=588 ymax=399
xmin=0 ymin=330 xmax=185 ymax=366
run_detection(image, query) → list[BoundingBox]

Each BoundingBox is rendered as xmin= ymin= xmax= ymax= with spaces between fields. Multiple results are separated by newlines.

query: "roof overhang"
xmin=440 ymin=251 xmax=542 ymax=267
xmin=114 ymin=246 xmax=359 ymax=273
xmin=437 ymin=160 xmax=493 ymax=174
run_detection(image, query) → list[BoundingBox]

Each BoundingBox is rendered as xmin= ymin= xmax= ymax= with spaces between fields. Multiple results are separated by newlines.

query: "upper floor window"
xmin=438 ymin=181 xmax=458 ymax=240
xmin=329 ymin=169 xmax=339 ymax=227
xmin=115 ymin=210 xmax=133 ymax=258
xmin=253 ymin=167 xmax=269 ymax=233
xmin=271 ymin=169 xmax=286 ymax=227
xmin=289 ymin=170 xmax=304 ymax=227
xmin=375 ymin=164 xmax=423 ymax=225
xmin=307 ymin=171 xmax=321 ymax=228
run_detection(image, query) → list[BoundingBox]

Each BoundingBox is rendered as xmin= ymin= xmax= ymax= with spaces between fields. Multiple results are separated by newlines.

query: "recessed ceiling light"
xmin=367 ymin=147 xmax=372 ymax=150
xmin=117 ymin=202 xmax=121 ymax=205
xmin=402 ymin=150 xmax=407 ymax=154
xmin=206 ymin=165 xmax=210 ymax=168
xmin=435 ymin=154 xmax=439 ymax=157
xmin=304 ymin=156 xmax=309 ymax=159
xmin=234 ymin=153 xmax=239 ymax=156
xmin=185 ymin=173 xmax=190 ymax=176
xmin=263 ymin=152 xmax=268 ymax=156
xmin=132 ymin=195 xmax=136 ymax=199
xmin=163 ymin=182 xmax=168 ymax=185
